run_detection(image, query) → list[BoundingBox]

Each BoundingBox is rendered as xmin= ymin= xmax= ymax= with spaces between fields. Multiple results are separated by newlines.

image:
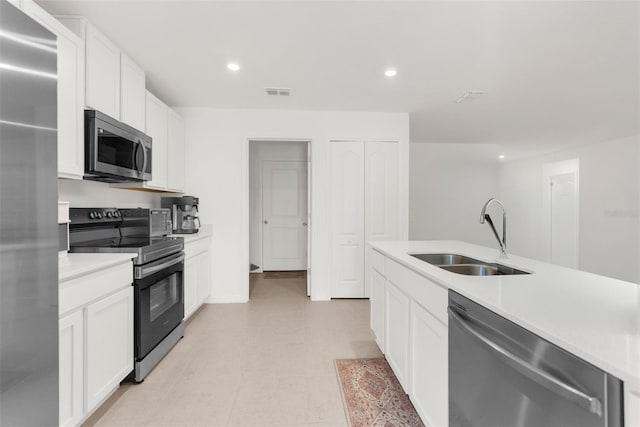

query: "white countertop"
xmin=171 ymin=224 xmax=212 ymax=244
xmin=370 ymin=240 xmax=640 ymax=389
xmin=59 ymin=253 xmax=136 ymax=282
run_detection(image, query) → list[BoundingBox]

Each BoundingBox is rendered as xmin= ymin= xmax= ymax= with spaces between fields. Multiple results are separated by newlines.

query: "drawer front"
xmin=370 ymin=248 xmax=386 ymax=276
xmin=185 ymin=237 xmax=210 ymax=259
xmin=59 ymin=263 xmax=132 ymax=315
xmin=386 ymin=259 xmax=448 ymax=324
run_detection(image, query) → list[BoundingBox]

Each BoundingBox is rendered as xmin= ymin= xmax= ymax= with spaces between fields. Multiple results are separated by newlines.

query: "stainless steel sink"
xmin=409 ymin=253 xmax=530 ymax=276
xmin=411 ymin=253 xmax=485 ymax=265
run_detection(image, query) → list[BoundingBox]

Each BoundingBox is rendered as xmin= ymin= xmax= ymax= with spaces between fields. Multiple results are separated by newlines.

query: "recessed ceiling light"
xmin=227 ymin=63 xmax=240 ymax=71
xmin=499 ymin=154 xmax=505 ymax=159
xmin=384 ymin=69 xmax=397 ymax=77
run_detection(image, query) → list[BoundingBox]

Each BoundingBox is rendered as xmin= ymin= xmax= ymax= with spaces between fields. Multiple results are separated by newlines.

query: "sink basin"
xmin=411 ymin=253 xmax=485 ymax=265
xmin=409 ymin=253 xmax=531 ymax=276
xmin=439 ymin=263 xmax=529 ymax=276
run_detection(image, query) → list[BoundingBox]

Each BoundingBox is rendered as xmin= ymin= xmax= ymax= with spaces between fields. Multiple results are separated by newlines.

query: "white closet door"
xmin=366 ymin=141 xmax=399 ymax=241
xmin=330 ymin=141 xmax=365 ymax=297
xmin=364 ymin=141 xmax=399 ymax=297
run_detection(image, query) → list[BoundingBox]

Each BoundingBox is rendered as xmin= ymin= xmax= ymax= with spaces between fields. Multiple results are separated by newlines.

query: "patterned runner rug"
xmin=335 ymin=357 xmax=425 ymax=427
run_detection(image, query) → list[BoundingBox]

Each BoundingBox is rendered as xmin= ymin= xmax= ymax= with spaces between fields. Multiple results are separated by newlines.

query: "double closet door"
xmin=330 ymin=140 xmax=400 ymax=298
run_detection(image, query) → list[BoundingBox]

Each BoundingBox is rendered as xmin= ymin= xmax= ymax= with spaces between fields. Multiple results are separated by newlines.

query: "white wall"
xmin=409 ymin=143 xmax=500 ymax=248
xmin=249 ymin=141 xmax=308 ymax=271
xmin=58 ymin=178 xmax=161 ymax=208
xmin=499 ymin=134 xmax=640 ymax=283
xmin=178 ymin=108 xmax=410 ymax=302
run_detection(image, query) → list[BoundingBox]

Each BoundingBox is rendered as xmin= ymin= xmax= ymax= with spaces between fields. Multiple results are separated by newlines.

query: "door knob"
xmin=264 ymin=220 xmax=268 ymax=224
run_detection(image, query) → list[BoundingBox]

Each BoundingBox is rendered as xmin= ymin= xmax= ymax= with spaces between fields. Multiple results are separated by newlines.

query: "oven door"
xmin=134 ymin=252 xmax=184 ymax=359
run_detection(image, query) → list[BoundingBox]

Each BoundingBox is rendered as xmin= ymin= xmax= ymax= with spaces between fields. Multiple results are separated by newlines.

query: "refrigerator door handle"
xmin=447 ymin=307 xmax=603 ymax=416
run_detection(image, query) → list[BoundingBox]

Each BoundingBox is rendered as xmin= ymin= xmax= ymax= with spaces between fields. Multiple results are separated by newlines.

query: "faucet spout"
xmin=480 ymin=198 xmax=507 ymax=258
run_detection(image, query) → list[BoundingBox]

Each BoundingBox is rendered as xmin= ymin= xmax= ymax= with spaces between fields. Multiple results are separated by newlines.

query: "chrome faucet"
xmin=480 ymin=198 xmax=507 ymax=258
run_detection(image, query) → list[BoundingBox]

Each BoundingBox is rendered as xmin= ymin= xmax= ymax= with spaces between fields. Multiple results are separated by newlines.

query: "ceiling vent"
xmin=456 ymin=90 xmax=484 ymax=103
xmin=265 ymin=87 xmax=291 ymax=97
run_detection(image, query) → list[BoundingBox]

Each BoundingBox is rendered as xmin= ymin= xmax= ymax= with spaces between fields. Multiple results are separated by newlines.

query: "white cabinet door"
xmin=330 ymin=141 xmax=365 ymax=297
xmin=85 ymin=287 xmax=133 ymax=412
xmin=59 ymin=310 xmax=84 ymax=427
xmin=410 ymin=301 xmax=448 ymax=427
xmin=22 ymin=0 xmax=84 ymax=180
xmin=120 ymin=53 xmax=146 ymax=131
xmin=145 ymin=91 xmax=168 ymax=189
xmin=85 ymin=24 xmax=120 ymax=119
xmin=370 ymin=268 xmax=386 ymax=351
xmin=184 ymin=255 xmax=197 ymax=319
xmin=6 ymin=0 xmax=21 ymax=8
xmin=385 ymin=279 xmax=410 ymax=389
xmin=167 ymin=109 xmax=186 ymax=192
xmin=196 ymin=250 xmax=211 ymax=306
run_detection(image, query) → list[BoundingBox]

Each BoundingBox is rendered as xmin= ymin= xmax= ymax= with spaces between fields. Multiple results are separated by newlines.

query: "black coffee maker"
xmin=161 ymin=196 xmax=200 ymax=234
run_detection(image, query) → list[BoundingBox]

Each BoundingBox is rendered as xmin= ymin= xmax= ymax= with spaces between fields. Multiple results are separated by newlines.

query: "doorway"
xmin=543 ymin=159 xmax=579 ymax=268
xmin=249 ymin=140 xmax=310 ymax=296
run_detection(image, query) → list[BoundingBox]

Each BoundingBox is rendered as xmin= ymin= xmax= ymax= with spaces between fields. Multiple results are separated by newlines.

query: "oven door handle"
xmin=135 ymin=252 xmax=184 ymax=279
xmin=447 ymin=307 xmax=603 ymax=416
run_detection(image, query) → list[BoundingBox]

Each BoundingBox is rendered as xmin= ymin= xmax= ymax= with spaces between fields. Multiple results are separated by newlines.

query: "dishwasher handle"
xmin=447 ymin=306 xmax=603 ymax=416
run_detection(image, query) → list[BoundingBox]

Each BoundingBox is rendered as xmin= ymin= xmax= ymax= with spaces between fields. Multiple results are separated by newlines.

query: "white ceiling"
xmin=39 ymin=1 xmax=640 ymax=157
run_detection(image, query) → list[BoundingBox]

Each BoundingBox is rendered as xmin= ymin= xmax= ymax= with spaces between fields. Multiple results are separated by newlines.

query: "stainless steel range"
xmin=69 ymin=208 xmax=185 ymax=382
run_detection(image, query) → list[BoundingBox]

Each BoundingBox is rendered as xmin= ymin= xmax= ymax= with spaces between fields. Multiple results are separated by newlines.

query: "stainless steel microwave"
xmin=84 ymin=109 xmax=152 ymax=182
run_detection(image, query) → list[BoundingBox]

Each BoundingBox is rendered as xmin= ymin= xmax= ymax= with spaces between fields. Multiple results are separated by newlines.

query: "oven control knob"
xmin=106 ymin=211 xmax=113 ymax=218
xmin=96 ymin=212 xmax=103 ymax=219
xmin=89 ymin=211 xmax=97 ymax=219
xmin=114 ymin=211 xmax=121 ymax=218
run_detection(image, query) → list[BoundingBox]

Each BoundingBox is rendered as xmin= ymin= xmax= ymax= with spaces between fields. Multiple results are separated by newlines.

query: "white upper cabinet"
xmin=84 ymin=24 xmax=120 ymax=118
xmin=120 ymin=53 xmax=146 ymax=131
xmin=167 ymin=108 xmax=186 ymax=192
xmin=22 ymin=1 xmax=85 ymax=180
xmin=144 ymin=91 xmax=169 ymax=190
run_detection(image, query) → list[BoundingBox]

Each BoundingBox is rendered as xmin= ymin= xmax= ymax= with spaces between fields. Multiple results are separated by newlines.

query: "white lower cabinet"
xmin=370 ymin=268 xmax=386 ymax=351
xmin=410 ymin=300 xmax=448 ymax=427
xmin=85 ymin=287 xmax=134 ymax=410
xmin=59 ymin=258 xmax=133 ymax=426
xmin=385 ymin=279 xmax=410 ymax=390
xmin=59 ymin=310 xmax=84 ymax=427
xmin=184 ymin=236 xmax=212 ymax=320
xmin=184 ymin=255 xmax=198 ymax=317
xmin=371 ymin=251 xmax=448 ymax=426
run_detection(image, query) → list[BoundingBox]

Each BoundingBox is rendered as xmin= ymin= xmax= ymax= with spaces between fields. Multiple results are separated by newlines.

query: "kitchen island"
xmin=369 ymin=240 xmax=640 ymax=426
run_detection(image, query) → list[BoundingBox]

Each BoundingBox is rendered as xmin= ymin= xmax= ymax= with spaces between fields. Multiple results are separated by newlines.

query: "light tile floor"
xmin=85 ymin=273 xmax=382 ymax=427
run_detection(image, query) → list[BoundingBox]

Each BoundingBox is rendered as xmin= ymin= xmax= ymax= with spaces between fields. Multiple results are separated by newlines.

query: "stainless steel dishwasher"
xmin=448 ymin=290 xmax=623 ymax=427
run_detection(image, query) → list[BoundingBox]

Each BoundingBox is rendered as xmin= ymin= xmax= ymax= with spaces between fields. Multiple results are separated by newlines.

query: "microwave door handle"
xmin=141 ymin=141 xmax=148 ymax=176
xmin=133 ymin=141 xmax=144 ymax=175
xmin=447 ymin=307 xmax=603 ymax=416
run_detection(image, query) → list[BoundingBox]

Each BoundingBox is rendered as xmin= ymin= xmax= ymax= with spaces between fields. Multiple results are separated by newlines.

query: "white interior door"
xmin=331 ymin=141 xmax=365 ymax=297
xmin=543 ymin=159 xmax=579 ymax=269
xmin=262 ymin=160 xmax=308 ymax=270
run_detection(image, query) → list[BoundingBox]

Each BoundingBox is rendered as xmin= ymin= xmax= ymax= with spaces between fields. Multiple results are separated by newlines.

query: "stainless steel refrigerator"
xmin=0 ymin=1 xmax=59 ymax=425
